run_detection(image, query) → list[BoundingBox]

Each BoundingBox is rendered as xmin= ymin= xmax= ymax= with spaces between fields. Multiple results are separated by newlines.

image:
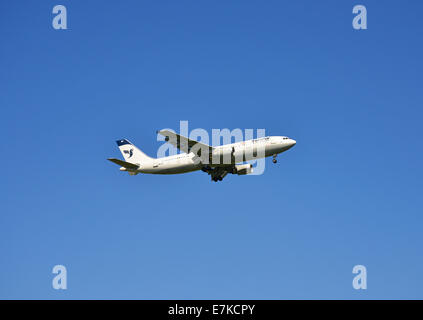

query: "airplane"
xmin=108 ymin=130 xmax=296 ymax=182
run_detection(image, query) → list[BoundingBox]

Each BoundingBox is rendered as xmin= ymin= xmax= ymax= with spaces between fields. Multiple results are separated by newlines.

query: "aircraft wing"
xmin=157 ymin=130 xmax=214 ymax=155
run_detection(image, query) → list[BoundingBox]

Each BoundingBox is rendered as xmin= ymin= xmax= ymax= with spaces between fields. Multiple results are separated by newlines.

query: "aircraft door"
xmin=153 ymin=160 xmax=163 ymax=168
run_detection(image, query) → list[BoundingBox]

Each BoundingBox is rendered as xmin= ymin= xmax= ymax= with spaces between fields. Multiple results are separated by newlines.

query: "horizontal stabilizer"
xmin=107 ymin=158 xmax=139 ymax=170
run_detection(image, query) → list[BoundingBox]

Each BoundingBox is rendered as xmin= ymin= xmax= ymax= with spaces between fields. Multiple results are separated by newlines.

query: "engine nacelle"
xmin=234 ymin=164 xmax=253 ymax=175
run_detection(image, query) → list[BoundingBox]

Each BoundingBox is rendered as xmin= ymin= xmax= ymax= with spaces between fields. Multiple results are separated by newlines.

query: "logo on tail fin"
xmin=123 ymin=149 xmax=134 ymax=158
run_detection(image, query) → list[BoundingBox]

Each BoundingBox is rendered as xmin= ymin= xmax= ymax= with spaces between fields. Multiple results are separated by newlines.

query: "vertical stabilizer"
xmin=116 ymin=139 xmax=155 ymax=164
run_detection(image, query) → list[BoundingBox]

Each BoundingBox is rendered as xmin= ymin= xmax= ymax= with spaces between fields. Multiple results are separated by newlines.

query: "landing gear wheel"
xmin=218 ymin=177 xmax=223 ymax=181
xmin=273 ymin=159 xmax=277 ymax=164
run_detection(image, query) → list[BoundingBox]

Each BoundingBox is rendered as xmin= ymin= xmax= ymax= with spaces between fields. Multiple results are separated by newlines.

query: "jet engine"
xmin=234 ymin=164 xmax=253 ymax=175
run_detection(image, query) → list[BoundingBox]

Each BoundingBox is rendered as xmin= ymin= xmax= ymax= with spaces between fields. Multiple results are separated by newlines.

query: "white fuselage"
xmin=132 ymin=136 xmax=296 ymax=175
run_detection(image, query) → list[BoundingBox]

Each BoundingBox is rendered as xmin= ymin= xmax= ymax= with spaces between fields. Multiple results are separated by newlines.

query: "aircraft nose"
xmin=290 ymin=139 xmax=296 ymax=147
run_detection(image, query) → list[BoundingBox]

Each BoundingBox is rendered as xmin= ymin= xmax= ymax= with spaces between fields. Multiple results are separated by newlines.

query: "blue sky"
xmin=1 ymin=0 xmax=422 ymax=299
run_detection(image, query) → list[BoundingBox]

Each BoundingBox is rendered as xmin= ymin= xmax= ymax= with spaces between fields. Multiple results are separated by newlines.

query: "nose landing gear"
xmin=272 ymin=154 xmax=277 ymax=163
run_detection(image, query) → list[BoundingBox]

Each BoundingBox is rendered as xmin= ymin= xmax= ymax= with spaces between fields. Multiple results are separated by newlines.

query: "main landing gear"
xmin=272 ymin=154 xmax=277 ymax=163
